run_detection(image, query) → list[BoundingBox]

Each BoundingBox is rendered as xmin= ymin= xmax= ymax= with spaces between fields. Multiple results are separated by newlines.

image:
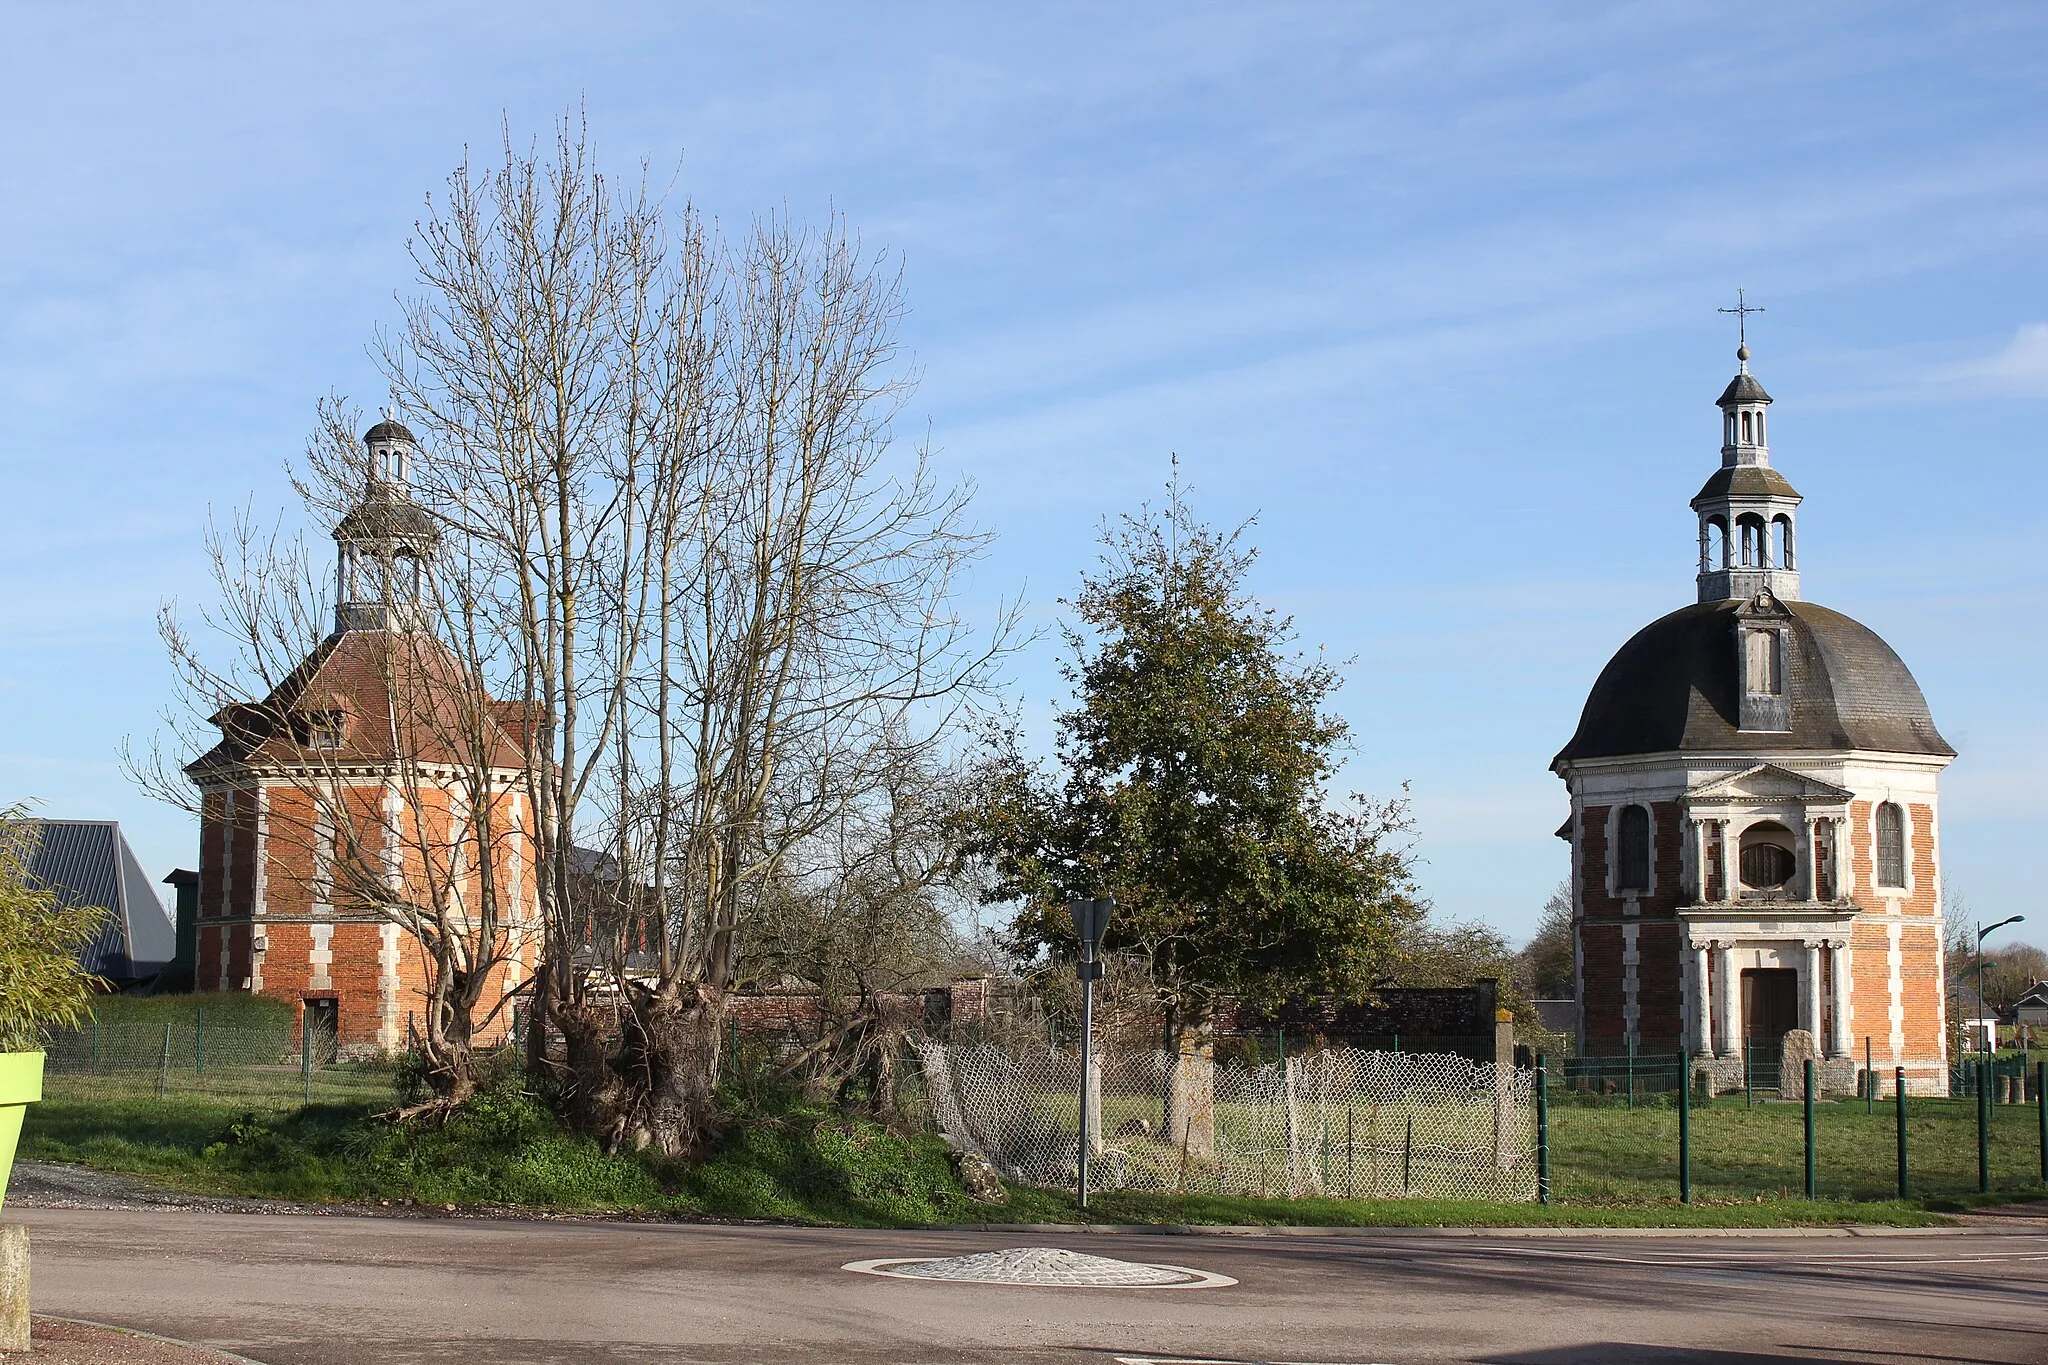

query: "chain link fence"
xmin=41 ymin=1019 xmax=404 ymax=1110
xmin=920 ymin=1042 xmax=1535 ymax=1201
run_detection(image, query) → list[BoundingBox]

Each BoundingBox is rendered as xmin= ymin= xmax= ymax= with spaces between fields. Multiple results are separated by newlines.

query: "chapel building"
xmin=1552 ymin=342 xmax=1955 ymax=1094
xmin=187 ymin=421 xmax=537 ymax=1054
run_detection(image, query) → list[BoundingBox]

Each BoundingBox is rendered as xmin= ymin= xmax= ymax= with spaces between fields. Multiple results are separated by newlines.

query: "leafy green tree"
xmin=960 ymin=481 xmax=1422 ymax=1041
xmin=0 ymin=806 xmax=110 ymax=1052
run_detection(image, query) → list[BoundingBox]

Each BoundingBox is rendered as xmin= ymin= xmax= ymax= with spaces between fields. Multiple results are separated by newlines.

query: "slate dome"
xmin=363 ymin=419 xmax=417 ymax=445
xmin=1553 ymin=598 xmax=1951 ymax=765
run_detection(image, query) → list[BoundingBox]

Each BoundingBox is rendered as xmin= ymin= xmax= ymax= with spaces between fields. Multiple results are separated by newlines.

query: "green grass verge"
xmin=20 ymin=1086 xmax=990 ymax=1228
xmin=20 ymin=1082 xmax=2045 ymax=1230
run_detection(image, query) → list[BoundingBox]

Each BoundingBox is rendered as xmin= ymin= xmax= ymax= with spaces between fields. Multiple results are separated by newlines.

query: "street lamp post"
xmin=1976 ymin=916 xmax=2026 ymax=1057
xmin=1068 ymin=896 xmax=1114 ymax=1211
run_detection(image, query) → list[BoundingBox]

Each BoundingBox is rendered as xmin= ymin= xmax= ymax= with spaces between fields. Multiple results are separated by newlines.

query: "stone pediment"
xmin=1685 ymin=762 xmax=1852 ymax=806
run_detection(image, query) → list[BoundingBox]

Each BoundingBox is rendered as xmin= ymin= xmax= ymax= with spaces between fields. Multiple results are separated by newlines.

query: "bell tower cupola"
xmin=1691 ymin=299 xmax=1801 ymax=603
xmin=333 ymin=417 xmax=439 ymax=633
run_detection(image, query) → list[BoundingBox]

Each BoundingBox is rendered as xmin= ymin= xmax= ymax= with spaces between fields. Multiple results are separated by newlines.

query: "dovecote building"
xmin=1553 ymin=345 xmax=1955 ymax=1094
xmin=186 ymin=421 xmax=537 ymax=1054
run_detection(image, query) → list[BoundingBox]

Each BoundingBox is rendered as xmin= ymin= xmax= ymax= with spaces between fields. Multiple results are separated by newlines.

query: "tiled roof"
xmin=1716 ymin=372 xmax=1773 ymax=406
xmin=186 ymin=629 xmax=529 ymax=778
xmin=1692 ymin=464 xmax=1802 ymax=504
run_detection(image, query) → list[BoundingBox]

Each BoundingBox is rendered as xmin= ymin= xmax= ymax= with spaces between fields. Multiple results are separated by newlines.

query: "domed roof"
xmin=363 ymin=419 xmax=417 ymax=445
xmin=1717 ymin=372 xmax=1772 ymax=406
xmin=1692 ymin=464 xmax=1801 ymax=504
xmin=1554 ymin=598 xmax=1951 ymax=765
xmin=334 ymin=485 xmax=438 ymax=543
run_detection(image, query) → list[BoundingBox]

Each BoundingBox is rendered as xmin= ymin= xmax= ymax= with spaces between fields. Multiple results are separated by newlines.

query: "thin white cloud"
xmin=1935 ymin=323 xmax=2048 ymax=397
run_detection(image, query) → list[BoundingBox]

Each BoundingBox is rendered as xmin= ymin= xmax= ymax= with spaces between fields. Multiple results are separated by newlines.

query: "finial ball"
xmin=1737 ymin=343 xmax=1750 ymax=363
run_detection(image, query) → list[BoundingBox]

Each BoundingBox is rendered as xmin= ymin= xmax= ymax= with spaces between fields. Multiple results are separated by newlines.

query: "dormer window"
xmin=292 ymin=710 xmax=345 ymax=750
xmin=1745 ymin=629 xmax=1783 ymax=696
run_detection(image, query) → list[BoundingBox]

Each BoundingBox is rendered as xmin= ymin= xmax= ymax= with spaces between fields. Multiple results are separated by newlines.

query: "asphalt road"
xmin=13 ymin=1205 xmax=2047 ymax=1365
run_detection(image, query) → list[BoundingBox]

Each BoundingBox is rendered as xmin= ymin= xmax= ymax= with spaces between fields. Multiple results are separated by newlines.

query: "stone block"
xmin=1778 ymin=1029 xmax=1820 ymax=1098
xmin=0 ymin=1223 xmax=26 ymax=1353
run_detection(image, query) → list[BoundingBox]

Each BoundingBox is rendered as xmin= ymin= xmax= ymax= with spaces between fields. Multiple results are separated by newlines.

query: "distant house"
xmin=2013 ymin=980 xmax=2048 ymax=1029
xmin=14 ymin=819 xmax=175 ymax=986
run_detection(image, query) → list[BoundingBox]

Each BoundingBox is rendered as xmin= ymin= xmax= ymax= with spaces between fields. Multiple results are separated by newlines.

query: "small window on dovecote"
xmin=1617 ymin=804 xmax=1650 ymax=892
xmin=293 ymin=710 xmax=345 ymax=750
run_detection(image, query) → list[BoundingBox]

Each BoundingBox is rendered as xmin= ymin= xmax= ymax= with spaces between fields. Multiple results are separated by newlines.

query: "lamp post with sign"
xmin=1069 ymin=896 xmax=1113 ymax=1210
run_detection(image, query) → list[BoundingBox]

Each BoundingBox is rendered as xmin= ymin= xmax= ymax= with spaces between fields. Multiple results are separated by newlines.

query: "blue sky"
xmin=4 ymin=3 xmax=2044 ymax=947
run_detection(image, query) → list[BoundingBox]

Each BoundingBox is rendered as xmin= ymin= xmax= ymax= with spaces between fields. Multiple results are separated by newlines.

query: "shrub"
xmin=0 ymin=807 xmax=111 ymax=1051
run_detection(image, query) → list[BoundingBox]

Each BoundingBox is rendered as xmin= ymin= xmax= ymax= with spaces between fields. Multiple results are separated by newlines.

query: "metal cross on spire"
xmin=1718 ymin=288 xmax=1764 ymax=367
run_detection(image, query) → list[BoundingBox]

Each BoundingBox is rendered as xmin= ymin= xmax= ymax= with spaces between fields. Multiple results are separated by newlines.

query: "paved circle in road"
xmin=844 ymin=1245 xmax=1238 ymax=1288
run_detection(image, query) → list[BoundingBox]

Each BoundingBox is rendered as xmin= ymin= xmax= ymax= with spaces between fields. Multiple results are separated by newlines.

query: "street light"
xmin=1974 ymin=916 xmax=2026 ymax=1054
xmin=1067 ymin=896 xmax=1113 ymax=1210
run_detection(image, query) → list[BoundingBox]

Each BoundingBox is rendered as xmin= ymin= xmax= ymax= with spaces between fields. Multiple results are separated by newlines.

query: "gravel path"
xmin=5 ymin=1161 xmax=317 ymax=1218
xmin=26 ymin=1317 xmax=258 ymax=1363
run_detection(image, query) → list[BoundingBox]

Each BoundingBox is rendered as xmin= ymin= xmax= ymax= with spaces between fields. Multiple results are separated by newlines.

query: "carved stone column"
xmin=1801 ymin=940 xmax=1825 ymax=1038
xmin=1689 ymin=941 xmax=1713 ymax=1055
xmin=1717 ymin=943 xmax=1742 ymax=1057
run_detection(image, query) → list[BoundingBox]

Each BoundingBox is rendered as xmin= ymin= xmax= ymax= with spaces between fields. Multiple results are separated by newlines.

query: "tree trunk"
xmin=1163 ymin=1010 xmax=1217 ymax=1160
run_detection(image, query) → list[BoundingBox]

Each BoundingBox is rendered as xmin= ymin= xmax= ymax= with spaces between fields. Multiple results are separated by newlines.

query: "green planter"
xmin=0 ymin=1052 xmax=44 ymax=1213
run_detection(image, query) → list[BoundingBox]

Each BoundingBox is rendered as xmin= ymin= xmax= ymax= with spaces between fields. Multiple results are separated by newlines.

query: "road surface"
xmin=13 ymin=1203 xmax=2047 ymax=1364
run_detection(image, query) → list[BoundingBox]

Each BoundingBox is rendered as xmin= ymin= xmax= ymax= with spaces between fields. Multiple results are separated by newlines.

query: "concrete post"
xmin=0 ymin=1223 xmax=26 ymax=1353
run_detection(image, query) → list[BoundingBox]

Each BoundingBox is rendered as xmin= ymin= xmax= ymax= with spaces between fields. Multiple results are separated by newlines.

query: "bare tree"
xmin=734 ymin=750 xmax=976 ymax=1113
xmin=380 ymin=118 xmax=1011 ymax=1153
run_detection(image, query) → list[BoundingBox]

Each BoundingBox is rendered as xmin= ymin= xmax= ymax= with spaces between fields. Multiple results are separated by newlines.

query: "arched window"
xmin=1738 ymin=821 xmax=1796 ymax=890
xmin=1738 ymin=514 xmax=1766 ymax=567
xmin=1755 ymin=410 xmax=1764 ymax=443
xmin=1876 ymin=803 xmax=1906 ymax=888
xmin=1617 ymin=805 xmax=1650 ymax=892
xmin=1772 ymin=515 xmax=1794 ymax=570
xmin=1741 ymin=411 xmax=1752 ymax=442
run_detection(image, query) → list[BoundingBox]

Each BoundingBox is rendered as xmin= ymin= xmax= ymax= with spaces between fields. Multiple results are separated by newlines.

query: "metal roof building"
xmin=14 ymin=819 xmax=175 ymax=982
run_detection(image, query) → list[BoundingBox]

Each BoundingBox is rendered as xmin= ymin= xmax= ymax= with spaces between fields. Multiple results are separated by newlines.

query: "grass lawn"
xmin=1550 ymin=1094 xmax=2047 ymax=1206
xmin=18 ymin=1078 xmax=2045 ymax=1230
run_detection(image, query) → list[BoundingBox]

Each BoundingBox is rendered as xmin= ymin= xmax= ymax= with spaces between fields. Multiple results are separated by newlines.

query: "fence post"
xmin=2037 ymin=1059 xmax=2047 ymax=1185
xmin=1895 ymin=1066 xmax=1908 ymax=1200
xmin=156 ymin=1023 xmax=171 ymax=1101
xmin=1679 ymin=1046 xmax=1691 ymax=1204
xmin=1402 ymin=1114 xmax=1413 ymax=1195
xmin=2036 ymin=1059 xmax=2047 ymax=1184
xmin=1977 ymin=1056 xmax=1991 ymax=1195
xmin=1535 ymin=1051 xmax=1550 ymax=1205
xmin=1346 ymin=1103 xmax=1355 ymax=1198
xmin=302 ymin=1015 xmax=313 ymax=1109
xmin=1744 ymin=1041 xmax=1753 ymax=1108
xmin=1864 ymin=1036 xmax=1872 ymax=1115
xmin=195 ymin=1006 xmax=204 ymax=1077
xmin=1802 ymin=1058 xmax=1816 ymax=1200
xmin=90 ymin=1013 xmax=100 ymax=1073
xmin=1626 ymin=1036 xmax=1635 ymax=1110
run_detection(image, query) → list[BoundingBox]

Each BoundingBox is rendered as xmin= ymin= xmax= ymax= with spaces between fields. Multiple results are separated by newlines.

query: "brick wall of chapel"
xmin=1575 ymin=799 xmax=1687 ymax=1048
xmin=1574 ymin=792 xmax=1947 ymax=1069
xmin=1841 ymin=798 xmax=1946 ymax=1068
